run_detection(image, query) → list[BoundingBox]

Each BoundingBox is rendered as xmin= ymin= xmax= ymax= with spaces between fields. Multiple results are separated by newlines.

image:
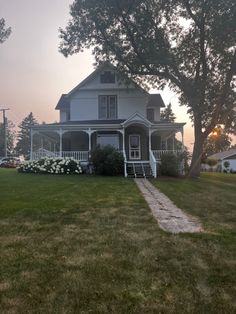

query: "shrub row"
xmin=18 ymin=157 xmax=83 ymax=175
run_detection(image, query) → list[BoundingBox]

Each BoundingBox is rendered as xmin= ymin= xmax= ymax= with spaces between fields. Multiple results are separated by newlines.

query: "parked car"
xmin=0 ymin=157 xmax=21 ymax=168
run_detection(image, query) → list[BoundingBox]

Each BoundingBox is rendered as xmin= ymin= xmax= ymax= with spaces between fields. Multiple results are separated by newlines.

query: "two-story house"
xmin=31 ymin=63 xmax=185 ymax=177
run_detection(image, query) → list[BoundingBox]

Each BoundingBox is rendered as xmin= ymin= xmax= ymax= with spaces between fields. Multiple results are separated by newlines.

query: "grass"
xmin=0 ymin=169 xmax=235 ymax=313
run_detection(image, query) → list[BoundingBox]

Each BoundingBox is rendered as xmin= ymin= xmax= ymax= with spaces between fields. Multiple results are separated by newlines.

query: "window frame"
xmin=98 ymin=95 xmax=117 ymax=119
xmin=100 ymin=71 xmax=116 ymax=84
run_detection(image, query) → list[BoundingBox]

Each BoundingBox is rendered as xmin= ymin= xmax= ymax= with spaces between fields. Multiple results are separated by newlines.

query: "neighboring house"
xmin=207 ymin=149 xmax=236 ymax=173
xmin=31 ymin=63 xmax=185 ymax=177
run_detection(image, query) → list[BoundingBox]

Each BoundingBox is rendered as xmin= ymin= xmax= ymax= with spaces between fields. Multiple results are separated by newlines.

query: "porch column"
xmin=122 ymin=128 xmax=125 ymax=152
xmin=86 ymin=129 xmax=96 ymax=159
xmin=30 ymin=129 xmax=33 ymax=160
xmin=118 ymin=128 xmax=127 ymax=177
xmin=149 ymin=129 xmax=152 ymax=151
xmin=59 ymin=128 xmax=63 ymax=157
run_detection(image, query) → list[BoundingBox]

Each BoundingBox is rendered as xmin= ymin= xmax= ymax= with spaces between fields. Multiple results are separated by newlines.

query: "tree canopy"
xmin=203 ymin=126 xmax=232 ymax=156
xmin=0 ymin=18 xmax=11 ymax=44
xmin=59 ymin=0 xmax=236 ymax=176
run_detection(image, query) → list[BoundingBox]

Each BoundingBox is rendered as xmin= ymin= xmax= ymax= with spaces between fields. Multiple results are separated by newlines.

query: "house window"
xmin=97 ymin=134 xmax=119 ymax=149
xmin=98 ymin=95 xmax=117 ymax=119
xmin=100 ymin=71 xmax=115 ymax=83
xmin=147 ymin=108 xmax=155 ymax=121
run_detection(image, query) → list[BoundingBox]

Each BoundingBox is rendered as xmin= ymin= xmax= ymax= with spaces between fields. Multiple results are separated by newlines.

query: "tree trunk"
xmin=189 ymin=124 xmax=205 ymax=178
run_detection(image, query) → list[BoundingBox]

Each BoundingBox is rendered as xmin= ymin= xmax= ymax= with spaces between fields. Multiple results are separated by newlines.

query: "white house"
xmin=31 ymin=63 xmax=185 ymax=177
xmin=208 ymin=149 xmax=236 ymax=173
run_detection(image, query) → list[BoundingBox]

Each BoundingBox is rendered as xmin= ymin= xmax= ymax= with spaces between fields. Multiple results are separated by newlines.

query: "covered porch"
xmin=30 ymin=115 xmax=185 ymax=177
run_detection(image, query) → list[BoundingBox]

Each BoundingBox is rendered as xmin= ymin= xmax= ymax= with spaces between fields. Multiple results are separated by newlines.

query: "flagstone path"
xmin=135 ymin=178 xmax=202 ymax=234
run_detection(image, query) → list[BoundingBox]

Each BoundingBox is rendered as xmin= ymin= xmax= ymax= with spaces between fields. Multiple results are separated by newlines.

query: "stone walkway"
xmin=135 ymin=178 xmax=202 ymax=234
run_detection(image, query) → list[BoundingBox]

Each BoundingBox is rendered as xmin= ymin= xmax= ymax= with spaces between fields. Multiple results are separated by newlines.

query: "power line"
xmin=0 ymin=108 xmax=10 ymax=157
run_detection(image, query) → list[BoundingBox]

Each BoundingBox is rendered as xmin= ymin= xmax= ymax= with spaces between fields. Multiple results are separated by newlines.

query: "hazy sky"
xmin=1 ymin=1 xmax=233 ymax=149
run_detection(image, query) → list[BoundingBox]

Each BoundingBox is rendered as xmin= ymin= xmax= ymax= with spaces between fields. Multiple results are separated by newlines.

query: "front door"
xmin=129 ymin=135 xmax=141 ymax=160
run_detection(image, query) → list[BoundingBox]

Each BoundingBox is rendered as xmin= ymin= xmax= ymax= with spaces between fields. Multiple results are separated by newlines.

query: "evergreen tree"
xmin=0 ymin=120 xmax=15 ymax=156
xmin=160 ymin=103 xmax=176 ymax=122
xmin=15 ymin=113 xmax=38 ymax=158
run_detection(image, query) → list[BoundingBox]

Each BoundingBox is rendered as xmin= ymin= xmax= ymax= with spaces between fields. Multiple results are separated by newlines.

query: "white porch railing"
xmin=149 ymin=150 xmax=157 ymax=178
xmin=62 ymin=151 xmax=89 ymax=161
xmin=152 ymin=150 xmax=183 ymax=160
xmin=32 ymin=150 xmax=89 ymax=161
xmin=32 ymin=149 xmax=60 ymax=160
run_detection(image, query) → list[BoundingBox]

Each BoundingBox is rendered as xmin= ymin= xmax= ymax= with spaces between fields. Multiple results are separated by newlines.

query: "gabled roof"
xmin=55 ymin=94 xmax=70 ymax=110
xmin=147 ymin=94 xmax=165 ymax=107
xmin=121 ymin=112 xmax=152 ymax=127
xmin=55 ymin=62 xmax=166 ymax=110
xmin=209 ymin=149 xmax=236 ymax=160
xmin=67 ymin=62 xmax=148 ymax=97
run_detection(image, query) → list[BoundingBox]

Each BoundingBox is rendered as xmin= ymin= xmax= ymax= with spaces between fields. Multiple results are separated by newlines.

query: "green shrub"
xmin=91 ymin=145 xmax=124 ymax=176
xmin=18 ymin=157 xmax=83 ymax=175
xmin=206 ymin=158 xmax=218 ymax=167
xmin=160 ymin=153 xmax=181 ymax=177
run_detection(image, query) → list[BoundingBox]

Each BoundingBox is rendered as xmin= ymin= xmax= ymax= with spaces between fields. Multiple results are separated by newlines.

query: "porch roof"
xmin=31 ymin=119 xmax=185 ymax=131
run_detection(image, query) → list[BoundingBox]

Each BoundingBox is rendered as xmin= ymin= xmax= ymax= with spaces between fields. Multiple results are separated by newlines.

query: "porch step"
xmin=126 ymin=162 xmax=153 ymax=178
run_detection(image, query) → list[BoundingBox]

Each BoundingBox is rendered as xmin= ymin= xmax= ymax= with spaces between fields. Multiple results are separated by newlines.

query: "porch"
xmin=30 ymin=115 xmax=185 ymax=178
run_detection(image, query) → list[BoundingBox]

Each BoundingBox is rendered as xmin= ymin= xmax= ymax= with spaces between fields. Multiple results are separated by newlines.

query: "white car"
xmin=0 ymin=157 xmax=21 ymax=168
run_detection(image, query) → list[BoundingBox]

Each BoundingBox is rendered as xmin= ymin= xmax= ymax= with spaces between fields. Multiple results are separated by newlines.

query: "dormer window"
xmin=100 ymin=71 xmax=115 ymax=83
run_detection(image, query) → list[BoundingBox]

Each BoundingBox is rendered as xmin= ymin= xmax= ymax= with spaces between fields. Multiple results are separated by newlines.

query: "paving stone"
xmin=135 ymin=178 xmax=203 ymax=234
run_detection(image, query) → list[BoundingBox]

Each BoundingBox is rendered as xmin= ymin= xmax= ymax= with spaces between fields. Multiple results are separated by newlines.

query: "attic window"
xmin=100 ymin=71 xmax=115 ymax=83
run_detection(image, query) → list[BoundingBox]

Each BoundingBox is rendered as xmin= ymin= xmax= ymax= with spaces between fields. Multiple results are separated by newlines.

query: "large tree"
xmin=15 ymin=113 xmax=38 ymax=158
xmin=59 ymin=0 xmax=236 ymax=177
xmin=0 ymin=18 xmax=11 ymax=44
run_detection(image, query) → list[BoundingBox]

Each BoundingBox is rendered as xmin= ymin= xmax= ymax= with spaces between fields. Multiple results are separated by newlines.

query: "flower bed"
xmin=18 ymin=157 xmax=83 ymax=175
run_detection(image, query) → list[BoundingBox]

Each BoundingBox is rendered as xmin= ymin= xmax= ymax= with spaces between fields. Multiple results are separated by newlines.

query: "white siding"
xmin=154 ymin=108 xmax=160 ymax=121
xmin=69 ymin=89 xmax=148 ymax=121
xmin=60 ymin=111 xmax=67 ymax=122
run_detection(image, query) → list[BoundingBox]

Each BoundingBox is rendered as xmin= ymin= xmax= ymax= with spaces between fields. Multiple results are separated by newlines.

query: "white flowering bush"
xmin=17 ymin=157 xmax=83 ymax=175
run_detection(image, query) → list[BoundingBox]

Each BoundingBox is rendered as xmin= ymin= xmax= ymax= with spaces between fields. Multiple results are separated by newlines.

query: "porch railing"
xmin=61 ymin=151 xmax=89 ymax=161
xmin=32 ymin=150 xmax=89 ymax=161
xmin=149 ymin=150 xmax=157 ymax=178
xmin=152 ymin=149 xmax=183 ymax=161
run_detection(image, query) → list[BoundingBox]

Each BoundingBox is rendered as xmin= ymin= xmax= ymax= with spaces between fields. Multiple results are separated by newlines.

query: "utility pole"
xmin=0 ymin=108 xmax=10 ymax=157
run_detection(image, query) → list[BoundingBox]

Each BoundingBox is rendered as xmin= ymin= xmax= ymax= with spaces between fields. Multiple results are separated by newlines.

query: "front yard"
xmin=0 ymin=170 xmax=235 ymax=313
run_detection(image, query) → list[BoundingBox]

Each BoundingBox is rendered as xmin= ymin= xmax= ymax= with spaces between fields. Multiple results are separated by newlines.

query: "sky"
xmin=1 ymin=0 xmax=233 ymax=150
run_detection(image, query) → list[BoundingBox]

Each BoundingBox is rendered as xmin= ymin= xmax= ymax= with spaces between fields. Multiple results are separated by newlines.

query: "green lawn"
xmin=0 ymin=169 xmax=235 ymax=313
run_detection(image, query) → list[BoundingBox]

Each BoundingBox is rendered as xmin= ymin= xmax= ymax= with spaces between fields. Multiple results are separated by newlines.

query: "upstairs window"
xmin=98 ymin=95 xmax=117 ymax=119
xmin=100 ymin=71 xmax=115 ymax=83
xmin=147 ymin=108 xmax=155 ymax=122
